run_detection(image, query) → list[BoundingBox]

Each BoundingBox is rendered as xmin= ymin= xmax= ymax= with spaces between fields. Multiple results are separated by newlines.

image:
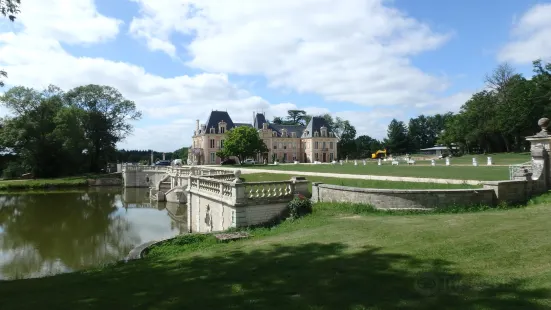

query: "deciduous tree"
xmin=220 ymin=126 xmax=268 ymax=164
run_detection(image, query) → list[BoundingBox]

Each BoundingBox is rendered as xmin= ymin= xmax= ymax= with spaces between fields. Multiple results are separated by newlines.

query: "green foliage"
xmin=288 ymin=194 xmax=313 ymax=220
xmin=0 ymin=84 xmax=141 ymax=178
xmin=221 ymin=126 xmax=268 ymax=163
xmin=385 ymin=119 xmax=409 ymax=154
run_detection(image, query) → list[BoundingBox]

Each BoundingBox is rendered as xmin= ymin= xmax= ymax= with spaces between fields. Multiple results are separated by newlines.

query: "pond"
xmin=0 ymin=187 xmax=187 ymax=280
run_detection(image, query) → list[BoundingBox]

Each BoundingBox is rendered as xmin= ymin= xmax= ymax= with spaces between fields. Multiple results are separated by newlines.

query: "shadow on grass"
xmin=0 ymin=243 xmax=548 ymax=309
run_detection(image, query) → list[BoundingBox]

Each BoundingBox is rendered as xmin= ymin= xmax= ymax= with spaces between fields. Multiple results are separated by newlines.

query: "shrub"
xmin=288 ymin=194 xmax=312 ymax=220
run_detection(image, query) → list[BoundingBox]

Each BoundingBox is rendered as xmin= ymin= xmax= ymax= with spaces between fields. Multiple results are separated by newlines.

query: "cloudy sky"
xmin=1 ymin=0 xmax=550 ymax=152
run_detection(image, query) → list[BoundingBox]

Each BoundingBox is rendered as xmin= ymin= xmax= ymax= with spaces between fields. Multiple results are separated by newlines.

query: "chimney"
xmin=196 ymin=119 xmax=200 ymax=132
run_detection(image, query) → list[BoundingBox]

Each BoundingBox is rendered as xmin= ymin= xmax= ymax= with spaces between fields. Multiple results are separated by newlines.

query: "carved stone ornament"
xmin=536 ymin=118 xmax=550 ymax=136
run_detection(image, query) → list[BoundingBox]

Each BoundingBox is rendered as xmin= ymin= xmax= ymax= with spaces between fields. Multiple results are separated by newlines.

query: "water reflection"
xmin=0 ymin=187 xmax=187 ymax=280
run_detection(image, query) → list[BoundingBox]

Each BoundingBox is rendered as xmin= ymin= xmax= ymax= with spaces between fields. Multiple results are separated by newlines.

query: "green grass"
xmin=243 ymin=163 xmax=509 ymax=181
xmin=237 ymin=153 xmax=530 ymax=181
xmin=1 ymin=194 xmax=551 ymax=309
xmin=241 ymin=173 xmax=478 ymax=193
xmin=0 ymin=174 xmax=121 ymax=191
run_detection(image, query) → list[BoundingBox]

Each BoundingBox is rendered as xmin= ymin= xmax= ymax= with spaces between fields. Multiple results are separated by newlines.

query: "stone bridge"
xmin=186 ymin=171 xmax=309 ymax=233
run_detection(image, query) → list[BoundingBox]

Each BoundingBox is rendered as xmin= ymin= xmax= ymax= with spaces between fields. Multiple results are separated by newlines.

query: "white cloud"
xmin=498 ymin=4 xmax=551 ymax=64
xmin=130 ymin=0 xmax=456 ymax=108
xmin=8 ymin=0 xmax=122 ymax=44
xmin=1 ymin=0 xmax=471 ymax=151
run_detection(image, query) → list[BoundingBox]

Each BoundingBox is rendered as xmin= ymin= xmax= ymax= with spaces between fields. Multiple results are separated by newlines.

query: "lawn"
xmin=243 ymin=163 xmax=509 ymax=181
xmin=419 ymin=152 xmax=531 ymax=165
xmin=1 ymin=195 xmax=550 ymax=309
xmin=0 ymin=174 xmax=120 ymax=191
xmin=241 ymin=173 xmax=478 ymax=191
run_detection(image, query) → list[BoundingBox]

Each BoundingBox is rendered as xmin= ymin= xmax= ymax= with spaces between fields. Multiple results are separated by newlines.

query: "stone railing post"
xmin=291 ymin=176 xmax=309 ymax=197
xmin=232 ymin=170 xmax=245 ymax=205
xmin=526 ymin=118 xmax=551 ymax=189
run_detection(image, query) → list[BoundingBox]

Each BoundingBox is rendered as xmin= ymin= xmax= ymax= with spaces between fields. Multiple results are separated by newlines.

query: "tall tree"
xmin=385 ymin=119 xmax=409 ymax=154
xmin=0 ymin=86 xmax=70 ymax=177
xmin=0 ymin=0 xmax=20 ymax=87
xmin=64 ymin=85 xmax=142 ymax=173
xmin=220 ymin=126 xmax=268 ymax=164
xmin=285 ymin=110 xmax=307 ymax=125
xmin=337 ymin=120 xmax=357 ymax=159
xmin=272 ymin=116 xmax=284 ymax=124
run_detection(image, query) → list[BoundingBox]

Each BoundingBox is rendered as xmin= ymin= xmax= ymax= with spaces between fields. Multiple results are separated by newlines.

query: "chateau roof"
xmin=203 ymin=111 xmax=235 ymax=134
xmin=302 ymin=117 xmax=333 ymax=138
xmin=269 ymin=124 xmax=305 ymax=137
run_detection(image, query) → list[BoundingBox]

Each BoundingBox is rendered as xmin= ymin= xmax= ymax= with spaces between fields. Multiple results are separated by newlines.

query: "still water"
xmin=0 ymin=187 xmax=187 ymax=280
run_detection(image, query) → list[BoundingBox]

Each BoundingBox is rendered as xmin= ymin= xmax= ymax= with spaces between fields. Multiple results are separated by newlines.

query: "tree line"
xmin=0 ymin=85 xmax=142 ymax=178
xmin=272 ymin=60 xmax=551 ymax=159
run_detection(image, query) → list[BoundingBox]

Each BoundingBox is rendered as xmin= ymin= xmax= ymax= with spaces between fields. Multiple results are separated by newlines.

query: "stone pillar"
xmin=525 ymin=118 xmax=551 ymax=190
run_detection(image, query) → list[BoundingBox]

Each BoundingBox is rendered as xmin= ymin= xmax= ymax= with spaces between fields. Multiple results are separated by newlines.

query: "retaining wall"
xmin=312 ymin=179 xmax=547 ymax=209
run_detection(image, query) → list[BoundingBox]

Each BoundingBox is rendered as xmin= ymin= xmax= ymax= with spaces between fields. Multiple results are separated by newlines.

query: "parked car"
xmin=221 ymin=158 xmax=237 ymax=165
xmin=243 ymin=159 xmax=256 ymax=165
xmin=154 ymin=160 xmax=171 ymax=166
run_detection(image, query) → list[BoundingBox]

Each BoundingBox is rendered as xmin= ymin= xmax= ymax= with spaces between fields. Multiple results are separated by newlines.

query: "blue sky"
xmin=1 ymin=0 xmax=550 ymax=151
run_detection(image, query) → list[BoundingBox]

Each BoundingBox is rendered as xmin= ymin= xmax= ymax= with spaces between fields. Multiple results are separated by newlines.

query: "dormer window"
xmin=218 ymin=121 xmax=227 ymax=134
xmin=272 ymin=131 xmax=277 ymax=137
xmin=281 ymin=129 xmax=287 ymax=137
xmin=291 ymin=132 xmax=296 ymax=138
xmin=320 ymin=126 xmax=327 ymax=137
xmin=304 ymin=130 xmax=309 ymax=136
xmin=314 ymin=131 xmax=319 ymax=137
xmin=263 ymin=123 xmax=268 ymax=130
xmin=210 ymin=127 xmax=215 ymax=134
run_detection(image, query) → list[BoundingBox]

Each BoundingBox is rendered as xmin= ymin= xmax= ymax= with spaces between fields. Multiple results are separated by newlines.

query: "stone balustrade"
xmin=187 ymin=173 xmax=310 ymax=232
xmin=243 ymin=181 xmax=294 ymax=200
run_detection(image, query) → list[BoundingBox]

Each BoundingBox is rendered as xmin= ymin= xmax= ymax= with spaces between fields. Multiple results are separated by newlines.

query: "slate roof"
xmin=268 ymin=124 xmax=305 ymax=138
xmin=254 ymin=113 xmax=268 ymax=129
xmin=301 ymin=117 xmax=333 ymax=138
xmin=234 ymin=123 xmax=252 ymax=128
xmin=202 ymin=111 xmax=235 ymax=134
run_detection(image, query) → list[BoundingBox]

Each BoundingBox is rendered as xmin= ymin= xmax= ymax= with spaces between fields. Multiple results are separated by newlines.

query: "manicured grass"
xmin=243 ymin=163 xmax=509 ymax=181
xmin=0 ymin=174 xmax=120 ymax=191
xmin=241 ymin=173 xmax=478 ymax=191
xmin=406 ymin=152 xmax=531 ymax=165
xmin=1 ymin=194 xmax=550 ymax=309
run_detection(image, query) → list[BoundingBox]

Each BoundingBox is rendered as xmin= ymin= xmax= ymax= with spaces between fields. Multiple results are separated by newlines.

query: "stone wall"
xmin=235 ymin=203 xmax=288 ymax=226
xmin=311 ymin=183 xmax=495 ymax=209
xmin=312 ymin=177 xmax=549 ymax=209
xmin=87 ymin=178 xmax=122 ymax=186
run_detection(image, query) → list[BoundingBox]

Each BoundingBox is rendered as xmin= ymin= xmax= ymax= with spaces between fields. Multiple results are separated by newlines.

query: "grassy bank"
xmin=1 ymin=194 xmax=550 ymax=309
xmin=241 ymin=173 xmax=478 ymax=192
xmin=0 ymin=174 xmax=121 ymax=191
xmin=243 ymin=163 xmax=508 ymax=181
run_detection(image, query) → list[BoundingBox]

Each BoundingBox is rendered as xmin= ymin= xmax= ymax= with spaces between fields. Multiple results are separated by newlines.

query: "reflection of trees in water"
xmin=0 ymin=191 xmax=141 ymax=279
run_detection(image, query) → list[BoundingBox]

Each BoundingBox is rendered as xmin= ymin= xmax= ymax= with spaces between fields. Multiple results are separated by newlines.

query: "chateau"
xmin=189 ymin=111 xmax=339 ymax=165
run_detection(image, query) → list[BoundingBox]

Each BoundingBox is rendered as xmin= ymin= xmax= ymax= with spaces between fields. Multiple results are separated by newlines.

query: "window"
xmin=330 ymin=142 xmax=334 ymax=149
xmin=221 ymin=139 xmax=224 ymax=148
xmin=273 ymin=144 xmax=277 ymax=149
xmin=315 ymin=153 xmax=319 ymax=160
xmin=273 ymin=132 xmax=277 ymax=137
xmin=314 ymin=131 xmax=319 ymax=137
xmin=210 ymin=139 xmax=215 ymax=148
xmin=210 ymin=127 xmax=215 ymax=134
xmin=291 ymin=132 xmax=296 ymax=138
xmin=323 ymin=142 xmax=326 ymax=149
xmin=220 ymin=127 xmax=225 ymax=134
xmin=330 ymin=153 xmax=334 ymax=161
xmin=314 ymin=142 xmax=319 ymax=149
xmin=210 ymin=152 xmax=216 ymax=163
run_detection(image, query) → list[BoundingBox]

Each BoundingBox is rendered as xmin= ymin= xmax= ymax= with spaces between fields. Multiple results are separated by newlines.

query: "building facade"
xmin=189 ymin=111 xmax=338 ymax=165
